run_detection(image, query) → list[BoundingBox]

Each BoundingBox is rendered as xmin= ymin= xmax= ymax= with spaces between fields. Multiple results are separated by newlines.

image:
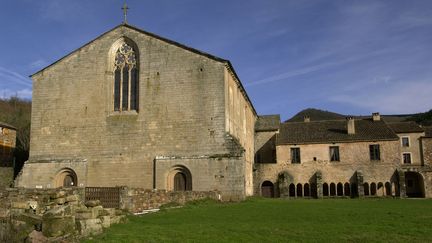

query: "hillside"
xmin=286 ymin=108 xmax=431 ymax=125
xmin=286 ymin=108 xmax=345 ymax=122
xmin=0 ymin=97 xmax=31 ymax=175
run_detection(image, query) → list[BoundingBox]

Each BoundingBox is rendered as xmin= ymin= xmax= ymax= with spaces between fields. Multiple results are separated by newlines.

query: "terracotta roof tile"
xmin=255 ymin=115 xmax=280 ymax=132
xmin=387 ymin=122 xmax=424 ymax=133
xmin=277 ymin=119 xmax=398 ymax=145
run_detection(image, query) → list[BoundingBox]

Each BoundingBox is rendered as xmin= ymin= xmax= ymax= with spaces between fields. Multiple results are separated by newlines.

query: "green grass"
xmin=84 ymin=198 xmax=432 ymax=242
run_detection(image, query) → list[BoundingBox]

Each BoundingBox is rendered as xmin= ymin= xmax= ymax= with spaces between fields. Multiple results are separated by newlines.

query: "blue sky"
xmin=0 ymin=0 xmax=431 ymax=120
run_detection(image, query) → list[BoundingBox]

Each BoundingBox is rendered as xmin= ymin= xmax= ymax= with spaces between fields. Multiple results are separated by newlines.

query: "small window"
xmin=401 ymin=137 xmax=410 ymax=147
xmin=369 ymin=144 xmax=380 ymax=160
xmin=329 ymin=146 xmax=340 ymax=162
xmin=403 ymin=153 xmax=412 ymax=164
xmin=291 ymin=148 xmax=301 ymax=164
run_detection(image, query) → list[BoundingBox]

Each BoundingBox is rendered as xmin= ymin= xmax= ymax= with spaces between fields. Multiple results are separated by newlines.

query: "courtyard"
xmin=85 ymin=198 xmax=432 ymax=242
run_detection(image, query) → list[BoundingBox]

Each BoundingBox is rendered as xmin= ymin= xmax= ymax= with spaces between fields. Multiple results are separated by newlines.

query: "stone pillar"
xmin=278 ymin=172 xmax=291 ymax=198
xmin=315 ymin=171 xmax=323 ymax=199
xmin=397 ymin=170 xmax=406 ymax=198
xmin=356 ymin=171 xmax=364 ymax=197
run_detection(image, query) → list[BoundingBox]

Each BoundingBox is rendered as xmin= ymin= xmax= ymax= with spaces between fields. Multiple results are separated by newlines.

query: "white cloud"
xmin=329 ymin=81 xmax=432 ymax=114
xmin=0 ymin=66 xmax=32 ymax=87
xmin=29 ymin=59 xmax=48 ymax=70
xmin=0 ymin=88 xmax=32 ymax=100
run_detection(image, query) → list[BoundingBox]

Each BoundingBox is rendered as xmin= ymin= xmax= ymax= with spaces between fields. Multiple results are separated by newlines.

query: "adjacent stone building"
xmin=254 ymin=114 xmax=432 ymax=198
xmin=0 ymin=121 xmax=16 ymax=188
xmin=15 ymin=23 xmax=256 ymax=200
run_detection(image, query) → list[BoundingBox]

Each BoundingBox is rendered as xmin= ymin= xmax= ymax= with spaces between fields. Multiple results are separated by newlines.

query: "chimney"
xmin=304 ymin=115 xmax=310 ymax=123
xmin=372 ymin=112 xmax=380 ymax=121
xmin=347 ymin=116 xmax=355 ymax=135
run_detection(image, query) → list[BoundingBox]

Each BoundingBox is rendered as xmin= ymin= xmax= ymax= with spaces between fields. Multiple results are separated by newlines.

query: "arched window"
xmin=323 ymin=183 xmax=329 ymax=196
xmin=114 ymin=42 xmax=138 ymax=111
xmin=364 ymin=183 xmax=370 ymax=196
xmin=344 ymin=183 xmax=351 ymax=197
xmin=289 ymin=183 xmax=296 ymax=197
xmin=297 ymin=183 xmax=303 ymax=197
xmin=304 ymin=183 xmax=310 ymax=197
xmin=337 ymin=183 xmax=343 ymax=196
xmin=330 ymin=183 xmax=336 ymax=196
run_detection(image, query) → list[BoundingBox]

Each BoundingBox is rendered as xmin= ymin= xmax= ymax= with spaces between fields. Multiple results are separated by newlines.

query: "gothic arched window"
xmin=114 ymin=42 xmax=138 ymax=111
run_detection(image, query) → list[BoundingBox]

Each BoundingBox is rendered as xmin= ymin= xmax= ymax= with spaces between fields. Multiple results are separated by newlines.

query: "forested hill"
xmin=286 ymin=108 xmax=345 ymax=122
xmin=286 ymin=108 xmax=432 ymax=126
xmin=0 ymin=97 xmax=31 ymax=174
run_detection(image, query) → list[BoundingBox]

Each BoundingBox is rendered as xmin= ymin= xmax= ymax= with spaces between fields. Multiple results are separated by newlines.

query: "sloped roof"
xmin=0 ymin=121 xmax=16 ymax=130
xmin=423 ymin=126 xmax=432 ymax=138
xmin=255 ymin=115 xmax=280 ymax=132
xmin=387 ymin=122 xmax=424 ymax=133
xmin=31 ymin=23 xmax=257 ymax=116
xmin=277 ymin=119 xmax=398 ymax=145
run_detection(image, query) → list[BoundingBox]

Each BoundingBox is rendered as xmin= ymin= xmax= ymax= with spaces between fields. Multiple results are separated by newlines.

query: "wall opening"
xmin=405 ymin=172 xmax=425 ymax=198
xmin=261 ymin=181 xmax=275 ymax=198
xmin=54 ymin=168 xmax=77 ymax=188
xmin=167 ymin=165 xmax=192 ymax=191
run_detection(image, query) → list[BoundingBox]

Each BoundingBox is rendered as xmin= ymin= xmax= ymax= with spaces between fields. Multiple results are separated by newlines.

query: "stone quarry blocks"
xmin=76 ymin=218 xmax=103 ymax=237
xmin=65 ymin=194 xmax=79 ymax=202
xmin=50 ymin=191 xmax=66 ymax=199
xmin=42 ymin=215 xmax=76 ymax=238
xmin=99 ymin=215 xmax=111 ymax=228
xmin=85 ymin=200 xmax=101 ymax=207
xmin=11 ymin=201 xmax=29 ymax=209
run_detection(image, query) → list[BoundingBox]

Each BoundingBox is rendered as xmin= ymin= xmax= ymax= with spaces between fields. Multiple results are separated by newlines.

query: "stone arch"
xmin=54 ymin=168 xmax=77 ymax=188
xmin=167 ymin=165 xmax=192 ymax=191
xmin=377 ymin=182 xmax=384 ymax=196
xmin=310 ymin=183 xmax=317 ymax=198
xmin=289 ymin=183 xmax=296 ymax=197
xmin=370 ymin=183 xmax=377 ymax=196
xmin=385 ymin=182 xmax=392 ymax=196
xmin=344 ymin=183 xmax=351 ymax=197
xmin=261 ymin=181 xmax=275 ymax=198
xmin=337 ymin=183 xmax=343 ymax=196
xmin=364 ymin=183 xmax=370 ymax=196
xmin=330 ymin=183 xmax=336 ymax=196
xmin=323 ymin=183 xmax=329 ymax=196
xmin=350 ymin=183 xmax=357 ymax=197
xmin=304 ymin=183 xmax=310 ymax=197
xmin=405 ymin=171 xmax=425 ymax=198
xmin=392 ymin=182 xmax=398 ymax=196
xmin=296 ymin=183 xmax=303 ymax=197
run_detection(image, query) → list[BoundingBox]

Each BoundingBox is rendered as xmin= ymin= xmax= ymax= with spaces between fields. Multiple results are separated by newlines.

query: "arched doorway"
xmin=405 ymin=172 xmax=425 ymax=198
xmin=168 ymin=165 xmax=192 ymax=191
xmin=54 ymin=168 xmax=77 ymax=188
xmin=261 ymin=181 xmax=275 ymax=198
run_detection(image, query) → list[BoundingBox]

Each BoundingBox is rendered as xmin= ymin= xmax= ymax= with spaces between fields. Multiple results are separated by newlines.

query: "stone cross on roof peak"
xmin=122 ymin=3 xmax=129 ymax=24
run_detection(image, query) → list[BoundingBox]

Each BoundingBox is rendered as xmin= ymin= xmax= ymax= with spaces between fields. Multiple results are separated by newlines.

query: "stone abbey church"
xmin=15 ymin=23 xmax=432 ymax=200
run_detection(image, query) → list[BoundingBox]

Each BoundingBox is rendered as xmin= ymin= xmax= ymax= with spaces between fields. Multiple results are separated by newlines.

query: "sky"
xmin=0 ymin=0 xmax=431 ymax=120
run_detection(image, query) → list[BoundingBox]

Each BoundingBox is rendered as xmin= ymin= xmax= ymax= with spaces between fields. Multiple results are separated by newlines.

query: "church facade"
xmin=15 ymin=23 xmax=432 ymax=199
xmin=15 ymin=23 xmax=256 ymax=200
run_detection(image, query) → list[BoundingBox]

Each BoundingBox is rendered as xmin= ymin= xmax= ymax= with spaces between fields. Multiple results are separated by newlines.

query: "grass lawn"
xmin=84 ymin=198 xmax=432 ymax=242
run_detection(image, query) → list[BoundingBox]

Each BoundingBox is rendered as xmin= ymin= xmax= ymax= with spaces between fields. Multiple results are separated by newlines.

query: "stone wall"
xmin=396 ymin=132 xmax=425 ymax=165
xmin=0 ymin=186 xmax=218 ymax=241
xmin=422 ymin=137 xmax=432 ymax=166
xmin=0 ymin=125 xmax=16 ymax=167
xmin=254 ymin=140 xmax=402 ymax=196
xmin=0 ymin=167 xmax=13 ymax=189
xmin=121 ymin=188 xmax=219 ymax=213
